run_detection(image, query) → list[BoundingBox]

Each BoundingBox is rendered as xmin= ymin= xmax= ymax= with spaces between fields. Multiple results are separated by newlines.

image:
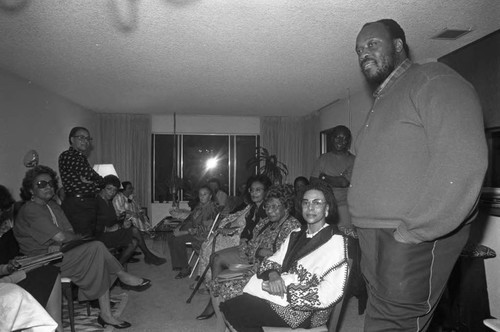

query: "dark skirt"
xmin=97 ymin=228 xmax=133 ymax=248
xmin=18 ymin=264 xmax=60 ymax=307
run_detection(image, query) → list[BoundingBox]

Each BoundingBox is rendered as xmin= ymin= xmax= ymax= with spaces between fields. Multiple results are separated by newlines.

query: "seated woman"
xmin=0 ymin=184 xmax=62 ymax=331
xmin=197 ymin=184 xmax=301 ymax=328
xmin=96 ymin=175 xmax=166 ymax=266
xmin=112 ymin=181 xmax=153 ymax=234
xmin=169 ymin=185 xmax=219 ymax=279
xmin=196 ymin=175 xmax=272 ymax=282
xmin=220 ymin=182 xmax=348 ymax=331
xmin=0 ymin=283 xmax=58 ymax=332
xmin=13 ymin=165 xmax=151 ymax=329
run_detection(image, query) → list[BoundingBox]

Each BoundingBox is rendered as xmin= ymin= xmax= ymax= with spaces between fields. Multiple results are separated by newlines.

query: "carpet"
xmin=62 ymin=292 xmax=128 ymax=332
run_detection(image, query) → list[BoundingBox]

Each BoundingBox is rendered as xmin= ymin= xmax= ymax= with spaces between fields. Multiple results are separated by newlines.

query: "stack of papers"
xmin=16 ymin=252 xmax=63 ymax=271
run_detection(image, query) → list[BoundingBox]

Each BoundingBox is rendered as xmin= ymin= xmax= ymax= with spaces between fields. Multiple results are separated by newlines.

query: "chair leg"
xmin=188 ymin=249 xmax=196 ymax=265
xmin=86 ymin=301 xmax=91 ymax=316
xmin=187 ymin=264 xmax=210 ymax=303
xmin=62 ymin=282 xmax=76 ymax=332
xmin=189 ymin=256 xmax=200 ymax=278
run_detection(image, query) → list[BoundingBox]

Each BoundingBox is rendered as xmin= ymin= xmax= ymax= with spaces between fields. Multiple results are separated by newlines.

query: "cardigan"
xmin=243 ymin=225 xmax=348 ymax=328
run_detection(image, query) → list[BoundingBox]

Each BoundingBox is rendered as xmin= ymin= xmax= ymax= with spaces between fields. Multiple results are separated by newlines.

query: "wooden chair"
xmin=261 ymin=258 xmax=352 ymax=332
xmin=61 ymin=277 xmax=90 ymax=332
xmin=186 ymin=212 xmax=222 ymax=278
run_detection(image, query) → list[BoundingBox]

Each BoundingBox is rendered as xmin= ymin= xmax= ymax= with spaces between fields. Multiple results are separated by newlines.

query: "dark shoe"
xmin=132 ymin=251 xmax=142 ymax=256
xmin=127 ymin=257 xmax=140 ymax=263
xmin=120 ymin=278 xmax=151 ymax=291
xmin=144 ymin=255 xmax=167 ymax=266
xmin=196 ymin=312 xmax=215 ymax=320
xmin=97 ymin=316 xmax=131 ymax=329
xmin=175 ymin=269 xmax=191 ymax=279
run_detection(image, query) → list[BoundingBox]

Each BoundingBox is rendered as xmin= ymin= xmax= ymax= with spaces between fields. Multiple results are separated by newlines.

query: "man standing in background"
xmin=349 ymin=19 xmax=487 ymax=331
xmin=310 ymin=125 xmax=355 ymax=234
xmin=59 ymin=126 xmax=103 ymax=236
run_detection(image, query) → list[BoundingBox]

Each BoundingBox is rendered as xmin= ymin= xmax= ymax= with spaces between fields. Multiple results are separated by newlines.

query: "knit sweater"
xmin=348 ymin=60 xmax=488 ymax=244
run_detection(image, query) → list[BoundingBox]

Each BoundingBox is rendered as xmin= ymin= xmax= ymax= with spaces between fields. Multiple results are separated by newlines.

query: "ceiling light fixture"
xmin=431 ymin=27 xmax=473 ymax=40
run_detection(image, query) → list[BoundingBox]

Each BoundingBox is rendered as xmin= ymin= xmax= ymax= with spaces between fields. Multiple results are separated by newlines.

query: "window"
xmin=152 ymin=134 xmax=259 ymax=202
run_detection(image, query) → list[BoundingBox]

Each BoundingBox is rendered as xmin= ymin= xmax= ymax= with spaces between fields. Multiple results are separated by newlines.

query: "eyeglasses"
xmin=36 ymin=180 xmax=57 ymax=189
xmin=301 ymin=199 xmax=326 ymax=209
xmin=264 ymin=203 xmax=282 ymax=211
xmin=73 ymin=135 xmax=93 ymax=142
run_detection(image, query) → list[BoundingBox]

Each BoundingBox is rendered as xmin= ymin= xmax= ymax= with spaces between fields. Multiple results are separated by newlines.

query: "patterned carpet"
xmin=62 ymin=292 xmax=128 ymax=332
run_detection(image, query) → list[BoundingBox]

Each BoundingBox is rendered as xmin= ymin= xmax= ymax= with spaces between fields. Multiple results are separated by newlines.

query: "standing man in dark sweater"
xmin=59 ymin=127 xmax=103 ymax=236
xmin=349 ymin=19 xmax=488 ymax=331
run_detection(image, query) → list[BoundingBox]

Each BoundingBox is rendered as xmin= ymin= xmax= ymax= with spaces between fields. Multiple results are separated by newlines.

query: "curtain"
xmin=94 ymin=114 xmax=151 ymax=211
xmin=260 ymin=112 xmax=320 ymax=184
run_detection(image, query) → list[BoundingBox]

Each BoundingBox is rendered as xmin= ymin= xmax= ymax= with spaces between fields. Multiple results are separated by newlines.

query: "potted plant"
xmin=246 ymin=147 xmax=289 ymax=184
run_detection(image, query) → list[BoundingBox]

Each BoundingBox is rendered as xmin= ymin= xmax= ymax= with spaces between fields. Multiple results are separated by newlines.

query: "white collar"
xmin=306 ymin=223 xmax=328 ymax=238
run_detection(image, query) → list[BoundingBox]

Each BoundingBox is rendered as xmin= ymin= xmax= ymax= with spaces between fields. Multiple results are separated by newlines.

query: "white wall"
xmin=0 ymin=68 xmax=96 ymax=199
xmin=319 ymin=87 xmax=372 ymax=141
xmin=152 ymin=114 xmax=260 ymax=134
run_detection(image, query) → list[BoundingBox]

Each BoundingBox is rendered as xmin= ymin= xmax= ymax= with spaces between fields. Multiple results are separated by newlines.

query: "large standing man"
xmin=59 ymin=126 xmax=103 ymax=236
xmin=349 ymin=19 xmax=488 ymax=331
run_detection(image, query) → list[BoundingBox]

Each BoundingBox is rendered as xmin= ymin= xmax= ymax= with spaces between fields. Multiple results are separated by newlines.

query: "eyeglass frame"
xmin=35 ymin=180 xmax=57 ymax=189
xmin=301 ymin=199 xmax=327 ymax=209
xmin=263 ymin=203 xmax=283 ymax=211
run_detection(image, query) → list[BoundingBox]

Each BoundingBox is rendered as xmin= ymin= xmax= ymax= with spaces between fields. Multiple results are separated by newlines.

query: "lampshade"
xmin=93 ymin=164 xmax=118 ymax=177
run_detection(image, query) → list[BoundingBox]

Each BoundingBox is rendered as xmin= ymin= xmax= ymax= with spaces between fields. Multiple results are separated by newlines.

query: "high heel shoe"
xmin=97 ymin=316 xmax=131 ymax=329
xmin=119 ymin=278 xmax=151 ymax=291
xmin=196 ymin=311 xmax=215 ymax=320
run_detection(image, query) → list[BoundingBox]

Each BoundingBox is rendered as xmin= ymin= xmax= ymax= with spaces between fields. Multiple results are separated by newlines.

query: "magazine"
xmin=16 ymin=251 xmax=63 ymax=271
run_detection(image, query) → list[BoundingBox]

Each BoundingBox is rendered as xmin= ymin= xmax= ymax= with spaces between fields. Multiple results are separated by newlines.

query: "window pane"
xmin=235 ymin=135 xmax=259 ymax=193
xmin=182 ymin=135 xmax=229 ymax=200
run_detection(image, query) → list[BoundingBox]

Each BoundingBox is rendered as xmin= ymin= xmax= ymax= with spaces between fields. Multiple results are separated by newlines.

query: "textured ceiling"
xmin=1 ymin=0 xmax=499 ymax=116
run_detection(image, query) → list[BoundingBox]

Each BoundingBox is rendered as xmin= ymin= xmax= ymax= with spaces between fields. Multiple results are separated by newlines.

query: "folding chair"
xmin=186 ymin=212 xmax=222 ymax=278
xmin=61 ymin=277 xmax=91 ymax=332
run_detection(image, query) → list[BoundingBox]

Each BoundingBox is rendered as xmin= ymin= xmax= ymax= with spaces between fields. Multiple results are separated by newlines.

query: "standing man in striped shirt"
xmin=59 ymin=127 xmax=103 ymax=236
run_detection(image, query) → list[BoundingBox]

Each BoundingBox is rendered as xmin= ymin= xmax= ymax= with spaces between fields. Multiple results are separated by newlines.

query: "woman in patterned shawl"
xmin=221 ymin=182 xmax=349 ymax=331
xmin=198 ymin=184 xmax=301 ymax=330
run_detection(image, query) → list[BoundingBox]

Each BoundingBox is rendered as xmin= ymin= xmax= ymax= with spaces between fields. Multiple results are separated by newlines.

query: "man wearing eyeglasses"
xmin=58 ymin=126 xmax=103 ymax=236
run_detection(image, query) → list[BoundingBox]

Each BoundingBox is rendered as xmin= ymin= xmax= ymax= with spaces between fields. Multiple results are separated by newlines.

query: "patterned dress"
xmin=209 ymin=215 xmax=301 ymax=302
xmin=197 ymin=205 xmax=250 ymax=280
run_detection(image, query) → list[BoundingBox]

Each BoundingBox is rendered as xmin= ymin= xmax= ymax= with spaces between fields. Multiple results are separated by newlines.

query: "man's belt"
xmin=65 ymin=193 xmax=96 ymax=199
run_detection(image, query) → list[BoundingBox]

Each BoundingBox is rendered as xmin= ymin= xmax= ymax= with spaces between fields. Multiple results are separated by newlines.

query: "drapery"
xmin=94 ymin=114 xmax=151 ymax=210
xmin=260 ymin=112 xmax=320 ymax=184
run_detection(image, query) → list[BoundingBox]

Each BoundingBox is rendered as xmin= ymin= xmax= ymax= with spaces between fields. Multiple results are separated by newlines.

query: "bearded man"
xmin=348 ymin=19 xmax=487 ymax=331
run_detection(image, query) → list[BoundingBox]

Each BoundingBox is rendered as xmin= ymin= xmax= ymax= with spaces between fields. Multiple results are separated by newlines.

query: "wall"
xmin=319 ymin=86 xmax=372 ymax=145
xmin=0 ymin=68 xmax=96 ymax=199
xmin=150 ymin=114 xmax=260 ymax=225
xmin=439 ymin=29 xmax=500 ymax=128
xmin=152 ymin=114 xmax=260 ymax=134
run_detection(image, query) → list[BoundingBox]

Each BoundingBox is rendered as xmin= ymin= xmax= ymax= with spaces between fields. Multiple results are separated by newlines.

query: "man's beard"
xmin=361 ymin=52 xmax=396 ymax=86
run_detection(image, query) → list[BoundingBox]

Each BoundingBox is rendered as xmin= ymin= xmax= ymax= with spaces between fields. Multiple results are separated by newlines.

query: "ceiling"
xmin=1 ymin=0 xmax=499 ymax=117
